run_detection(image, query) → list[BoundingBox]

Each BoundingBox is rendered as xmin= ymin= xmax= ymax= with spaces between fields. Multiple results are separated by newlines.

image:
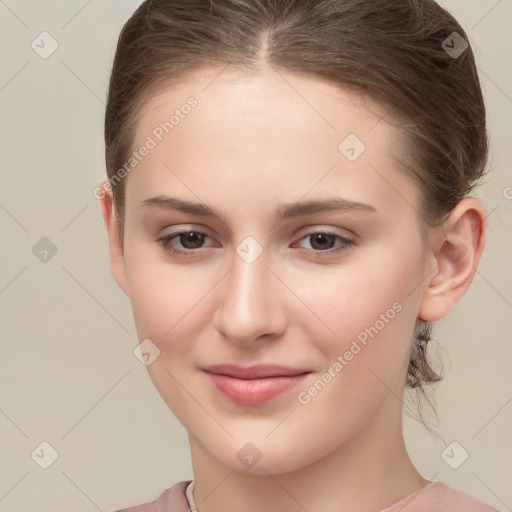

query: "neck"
xmin=188 ymin=391 xmax=429 ymax=512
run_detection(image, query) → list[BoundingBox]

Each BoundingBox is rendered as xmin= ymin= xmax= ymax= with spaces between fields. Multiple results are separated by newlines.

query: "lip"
xmin=203 ymin=364 xmax=311 ymax=406
xmin=203 ymin=364 xmax=310 ymax=379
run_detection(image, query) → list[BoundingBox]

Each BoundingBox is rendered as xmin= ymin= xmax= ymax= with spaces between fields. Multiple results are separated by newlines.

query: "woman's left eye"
xmin=294 ymin=232 xmax=355 ymax=256
xmin=155 ymin=230 xmax=355 ymax=258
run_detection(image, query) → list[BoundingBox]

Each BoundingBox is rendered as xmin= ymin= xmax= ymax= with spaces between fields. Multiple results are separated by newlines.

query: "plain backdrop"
xmin=0 ymin=0 xmax=511 ymax=510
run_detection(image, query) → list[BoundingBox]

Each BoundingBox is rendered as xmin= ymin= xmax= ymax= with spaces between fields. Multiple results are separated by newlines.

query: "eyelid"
xmin=294 ymin=224 xmax=356 ymax=240
xmin=159 ymin=225 xmax=215 ymax=240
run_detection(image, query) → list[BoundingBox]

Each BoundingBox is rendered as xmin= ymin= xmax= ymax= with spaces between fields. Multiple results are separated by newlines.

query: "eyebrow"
xmin=141 ymin=195 xmax=377 ymax=224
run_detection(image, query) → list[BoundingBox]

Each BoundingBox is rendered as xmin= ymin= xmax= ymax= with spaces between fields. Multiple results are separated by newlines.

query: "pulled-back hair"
xmin=104 ymin=0 xmax=488 ymax=429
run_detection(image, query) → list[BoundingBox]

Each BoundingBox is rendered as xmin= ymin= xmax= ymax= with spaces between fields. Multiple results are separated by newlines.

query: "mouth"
xmin=202 ymin=364 xmax=311 ymax=406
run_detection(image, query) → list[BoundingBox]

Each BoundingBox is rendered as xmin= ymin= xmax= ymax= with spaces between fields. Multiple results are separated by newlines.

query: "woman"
xmin=99 ymin=0 xmax=499 ymax=510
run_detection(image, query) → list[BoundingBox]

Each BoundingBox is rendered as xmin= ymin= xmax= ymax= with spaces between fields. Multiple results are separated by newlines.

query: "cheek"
xmin=127 ymin=266 xmax=205 ymax=348
xmin=302 ymin=246 xmax=421 ymax=383
xmin=126 ymin=265 xmax=174 ymax=341
xmin=291 ymin=278 xmax=416 ymax=455
xmin=123 ymin=237 xmax=191 ymax=332
xmin=125 ymin=257 xmax=207 ymax=422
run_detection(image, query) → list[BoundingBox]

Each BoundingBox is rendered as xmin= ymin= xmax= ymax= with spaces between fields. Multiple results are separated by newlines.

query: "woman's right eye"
xmin=156 ymin=230 xmax=215 ymax=257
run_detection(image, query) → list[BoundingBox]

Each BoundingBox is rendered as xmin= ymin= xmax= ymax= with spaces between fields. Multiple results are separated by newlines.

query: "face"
xmin=115 ymin=65 xmax=433 ymax=475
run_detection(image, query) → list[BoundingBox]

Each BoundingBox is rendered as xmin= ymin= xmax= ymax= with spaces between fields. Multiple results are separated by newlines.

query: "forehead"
xmin=138 ymin=64 xmax=389 ymax=143
xmin=125 ymin=65 xmax=419 ymax=222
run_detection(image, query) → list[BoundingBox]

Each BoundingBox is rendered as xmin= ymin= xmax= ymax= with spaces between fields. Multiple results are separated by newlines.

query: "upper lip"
xmin=203 ymin=364 xmax=311 ymax=379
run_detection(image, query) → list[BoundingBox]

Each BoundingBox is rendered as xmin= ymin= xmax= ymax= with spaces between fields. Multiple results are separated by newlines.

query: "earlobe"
xmin=419 ymin=198 xmax=486 ymax=322
xmin=98 ymin=180 xmax=130 ymax=296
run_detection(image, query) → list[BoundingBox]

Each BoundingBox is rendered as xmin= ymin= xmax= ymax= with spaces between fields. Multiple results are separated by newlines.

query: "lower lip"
xmin=204 ymin=371 xmax=309 ymax=406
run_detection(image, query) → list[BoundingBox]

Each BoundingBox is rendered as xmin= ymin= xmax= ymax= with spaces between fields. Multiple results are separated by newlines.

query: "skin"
xmin=100 ymin=64 xmax=486 ymax=512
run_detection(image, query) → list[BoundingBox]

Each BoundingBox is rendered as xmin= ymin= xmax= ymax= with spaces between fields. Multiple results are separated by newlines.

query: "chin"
xmin=205 ymin=436 xmax=324 ymax=477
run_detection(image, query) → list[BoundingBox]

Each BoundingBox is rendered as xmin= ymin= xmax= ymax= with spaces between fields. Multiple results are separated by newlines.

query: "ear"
xmin=98 ymin=181 xmax=130 ymax=296
xmin=419 ymin=197 xmax=486 ymax=322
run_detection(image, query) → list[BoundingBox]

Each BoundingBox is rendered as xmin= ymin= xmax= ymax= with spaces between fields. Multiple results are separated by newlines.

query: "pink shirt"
xmin=111 ymin=479 xmax=501 ymax=512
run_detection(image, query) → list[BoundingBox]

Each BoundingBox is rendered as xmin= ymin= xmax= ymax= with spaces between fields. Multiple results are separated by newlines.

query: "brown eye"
xmin=178 ymin=231 xmax=206 ymax=249
xmin=308 ymin=233 xmax=337 ymax=250
xmin=296 ymin=231 xmax=355 ymax=257
xmin=156 ymin=230 xmax=213 ymax=257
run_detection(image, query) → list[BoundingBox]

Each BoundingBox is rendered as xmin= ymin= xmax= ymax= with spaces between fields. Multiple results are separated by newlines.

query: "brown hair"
xmin=104 ymin=0 xmax=488 ymax=429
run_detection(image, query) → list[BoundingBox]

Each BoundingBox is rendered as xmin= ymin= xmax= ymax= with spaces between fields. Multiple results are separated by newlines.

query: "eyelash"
xmin=155 ymin=229 xmax=355 ymax=259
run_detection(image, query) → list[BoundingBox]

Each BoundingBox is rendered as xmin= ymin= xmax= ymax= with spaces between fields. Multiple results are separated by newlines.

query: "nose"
xmin=213 ymin=242 xmax=287 ymax=346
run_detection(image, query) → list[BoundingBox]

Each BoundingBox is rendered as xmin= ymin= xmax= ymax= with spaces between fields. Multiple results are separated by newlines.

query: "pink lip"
xmin=203 ymin=364 xmax=311 ymax=406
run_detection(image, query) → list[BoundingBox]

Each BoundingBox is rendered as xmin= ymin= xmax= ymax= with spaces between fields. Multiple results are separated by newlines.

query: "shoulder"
xmin=109 ymin=480 xmax=192 ymax=512
xmin=384 ymin=480 xmax=501 ymax=512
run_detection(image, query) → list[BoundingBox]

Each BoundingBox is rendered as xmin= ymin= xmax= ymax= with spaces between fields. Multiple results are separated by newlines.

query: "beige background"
xmin=0 ymin=0 xmax=511 ymax=510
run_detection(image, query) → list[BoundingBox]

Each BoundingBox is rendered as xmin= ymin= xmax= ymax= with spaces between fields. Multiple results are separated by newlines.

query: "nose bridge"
xmin=214 ymin=237 xmax=286 ymax=343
